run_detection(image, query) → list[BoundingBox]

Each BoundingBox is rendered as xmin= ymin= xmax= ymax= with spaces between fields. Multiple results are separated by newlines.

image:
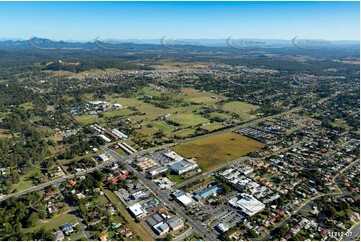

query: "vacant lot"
xmin=173 ymin=132 xmax=265 ymax=172
xmin=222 ymin=101 xmax=258 ymax=120
xmin=167 ymin=113 xmax=209 ymax=127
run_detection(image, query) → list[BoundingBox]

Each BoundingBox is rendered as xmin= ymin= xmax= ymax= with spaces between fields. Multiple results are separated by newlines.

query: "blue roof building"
xmin=194 ymin=185 xmax=223 ymax=200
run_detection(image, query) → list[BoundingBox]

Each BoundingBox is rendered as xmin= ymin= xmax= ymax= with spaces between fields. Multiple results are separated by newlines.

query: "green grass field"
xmin=10 ymin=167 xmax=42 ymax=193
xmin=202 ymin=122 xmax=225 ymax=131
xmin=19 ymin=102 xmax=35 ymax=111
xmin=107 ymin=95 xmax=201 ymax=121
xmin=138 ymin=127 xmax=157 ymax=136
xmin=139 ymin=86 xmax=164 ymax=97
xmin=209 ymin=112 xmax=230 ymax=120
xmin=102 ymin=109 xmax=134 ymax=118
xmin=173 ymin=128 xmax=196 ymax=138
xmin=188 ymin=93 xmax=225 ymax=104
xmin=115 ymin=148 xmax=128 ymax=156
xmin=181 ymin=88 xmax=227 ymax=104
xmin=222 ymin=101 xmax=258 ymax=120
xmin=11 ymin=178 xmax=33 ymax=193
xmin=149 ymin=121 xmax=175 ymax=133
xmin=23 ymin=213 xmax=77 ymax=233
xmin=173 ymin=132 xmax=265 ymax=172
xmin=168 ymin=174 xmax=186 ymax=184
xmin=139 ymin=120 xmax=176 ymax=137
xmin=167 ymin=113 xmax=209 ymax=127
xmin=75 ymin=115 xmax=104 ymax=126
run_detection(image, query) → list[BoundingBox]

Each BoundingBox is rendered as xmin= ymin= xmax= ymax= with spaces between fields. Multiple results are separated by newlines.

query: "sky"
xmin=0 ymin=1 xmax=359 ymax=41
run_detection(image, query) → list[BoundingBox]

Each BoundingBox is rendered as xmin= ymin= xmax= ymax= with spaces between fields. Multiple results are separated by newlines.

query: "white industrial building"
xmin=128 ymin=203 xmax=147 ymax=218
xmin=176 ymin=194 xmax=195 ymax=207
xmin=112 ymin=129 xmax=128 ymax=139
xmin=98 ymin=153 xmax=112 ymax=162
xmin=98 ymin=134 xmax=111 ymax=143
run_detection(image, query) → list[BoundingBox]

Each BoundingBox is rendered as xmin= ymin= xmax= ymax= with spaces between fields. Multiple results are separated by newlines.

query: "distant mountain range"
xmin=0 ymin=37 xmax=359 ymax=48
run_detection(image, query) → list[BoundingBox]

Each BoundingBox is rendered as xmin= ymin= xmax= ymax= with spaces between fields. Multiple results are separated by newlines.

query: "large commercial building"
xmin=228 ymin=193 xmax=265 ymax=216
xmin=167 ymin=160 xmax=198 ymax=175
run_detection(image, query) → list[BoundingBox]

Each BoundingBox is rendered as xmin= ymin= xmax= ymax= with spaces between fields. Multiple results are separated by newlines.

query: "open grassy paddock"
xmin=202 ymin=122 xmax=225 ymax=131
xmin=23 ymin=213 xmax=77 ymax=234
xmin=181 ymin=89 xmax=227 ymax=104
xmin=222 ymin=101 xmax=258 ymax=120
xmin=19 ymin=102 xmax=35 ymax=111
xmin=173 ymin=132 xmax=265 ymax=172
xmin=173 ymin=128 xmax=196 ymax=138
xmin=167 ymin=113 xmax=209 ymax=127
xmin=102 ymin=109 xmax=135 ymax=118
xmin=75 ymin=114 xmax=105 ymax=126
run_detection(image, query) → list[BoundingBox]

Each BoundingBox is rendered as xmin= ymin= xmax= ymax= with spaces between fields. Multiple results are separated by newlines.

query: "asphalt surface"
xmin=342 ymin=222 xmax=360 ymax=241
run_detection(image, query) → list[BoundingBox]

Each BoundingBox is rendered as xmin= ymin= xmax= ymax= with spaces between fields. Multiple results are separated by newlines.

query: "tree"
xmin=14 ymin=222 xmax=22 ymax=234
xmin=38 ymin=205 xmax=47 ymax=219
xmin=324 ymin=206 xmax=337 ymax=219
xmin=247 ymin=229 xmax=258 ymax=238
xmin=32 ymin=228 xmax=55 ymax=241
xmin=26 ymin=212 xmax=39 ymax=228
xmin=166 ymin=234 xmax=174 ymax=241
